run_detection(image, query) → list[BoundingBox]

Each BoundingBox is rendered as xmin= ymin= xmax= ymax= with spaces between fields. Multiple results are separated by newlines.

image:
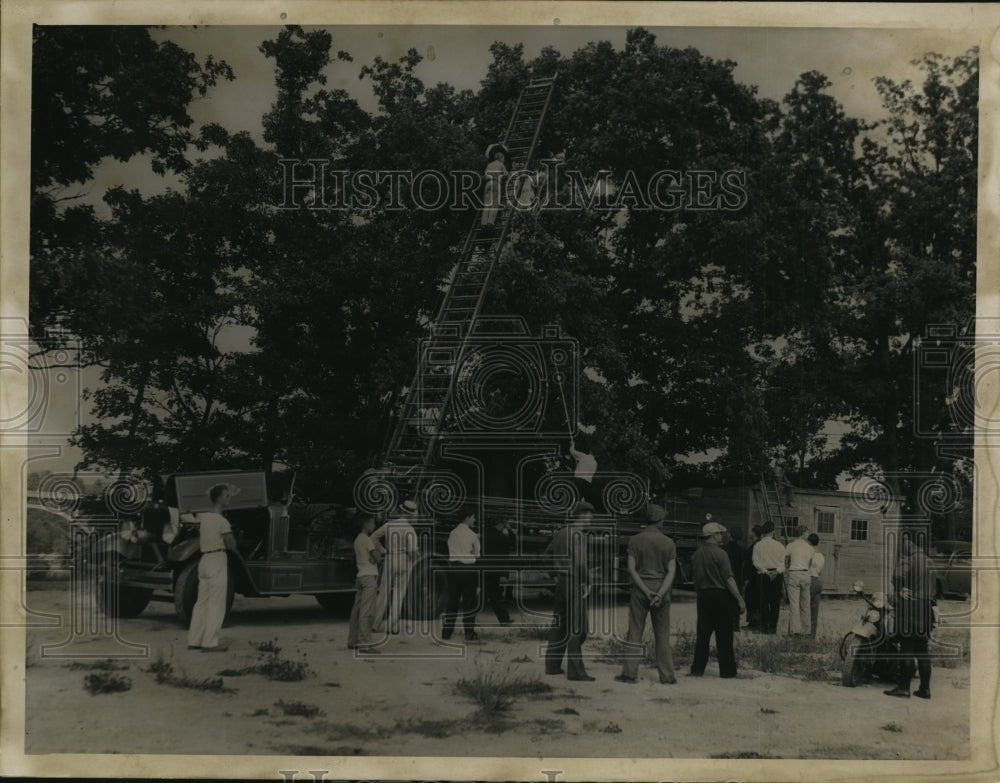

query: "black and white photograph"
xmin=2 ymin=2 xmax=998 ymax=780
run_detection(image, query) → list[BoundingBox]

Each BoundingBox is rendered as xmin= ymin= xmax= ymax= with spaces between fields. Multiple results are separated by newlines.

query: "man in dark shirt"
xmin=690 ymin=521 xmax=746 ymax=678
xmin=884 ymin=531 xmax=934 ymax=699
xmin=544 ymin=501 xmax=595 ymax=681
xmin=722 ymin=525 xmax=745 ymax=632
xmin=481 ymin=517 xmax=515 ymax=625
xmin=615 ymin=503 xmax=677 ymax=685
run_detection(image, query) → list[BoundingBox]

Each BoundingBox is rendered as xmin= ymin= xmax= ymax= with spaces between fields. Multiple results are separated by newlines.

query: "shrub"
xmin=275 ymin=700 xmax=325 ymax=718
xmin=454 ymin=656 xmax=552 ymax=723
xmin=84 ymin=673 xmax=132 ymax=694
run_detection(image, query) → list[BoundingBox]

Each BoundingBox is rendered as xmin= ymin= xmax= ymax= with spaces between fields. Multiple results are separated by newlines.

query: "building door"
xmin=814 ymin=506 xmax=839 ymax=590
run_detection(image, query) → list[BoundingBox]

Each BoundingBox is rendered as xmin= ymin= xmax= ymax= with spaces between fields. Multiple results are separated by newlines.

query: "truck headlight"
xmin=866 ymin=609 xmax=881 ymax=623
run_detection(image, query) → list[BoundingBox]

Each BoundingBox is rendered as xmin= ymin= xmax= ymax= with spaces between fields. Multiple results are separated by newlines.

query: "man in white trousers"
xmin=784 ymin=525 xmax=813 ymax=636
xmin=187 ymin=483 xmax=237 ymax=652
xmin=372 ymin=499 xmax=420 ymax=635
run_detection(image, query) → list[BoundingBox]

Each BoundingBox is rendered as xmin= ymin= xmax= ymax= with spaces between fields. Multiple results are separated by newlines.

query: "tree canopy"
xmin=30 ymin=25 xmax=977 ymax=533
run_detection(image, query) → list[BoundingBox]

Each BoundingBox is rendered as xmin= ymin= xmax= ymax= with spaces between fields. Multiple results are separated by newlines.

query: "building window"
xmin=815 ymin=509 xmax=836 ymax=535
xmin=850 ymin=519 xmax=869 ymax=541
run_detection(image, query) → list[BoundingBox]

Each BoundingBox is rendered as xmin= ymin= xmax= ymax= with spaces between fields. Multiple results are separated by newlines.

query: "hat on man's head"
xmin=399 ymin=499 xmax=418 ymax=515
xmin=644 ymin=503 xmax=666 ymax=523
xmin=701 ymin=521 xmax=727 ymax=537
xmin=485 ymin=142 xmax=509 ymax=160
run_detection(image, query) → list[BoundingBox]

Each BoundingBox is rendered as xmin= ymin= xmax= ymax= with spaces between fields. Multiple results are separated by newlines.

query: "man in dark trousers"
xmin=690 ymin=521 xmax=746 ymax=679
xmin=481 ymin=517 xmax=515 ymax=625
xmin=544 ymin=501 xmax=595 ymax=681
xmin=722 ymin=525 xmax=745 ymax=632
xmin=615 ymin=503 xmax=677 ymax=685
xmin=743 ymin=525 xmax=762 ymax=631
xmin=885 ymin=531 xmax=934 ymax=699
xmin=441 ymin=506 xmax=481 ymax=641
xmin=751 ymin=521 xmax=786 ymax=634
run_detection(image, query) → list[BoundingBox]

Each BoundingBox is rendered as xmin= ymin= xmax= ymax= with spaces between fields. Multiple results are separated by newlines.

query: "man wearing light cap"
xmin=615 ymin=503 xmax=677 ymax=685
xmin=690 ymin=518 xmax=746 ymax=678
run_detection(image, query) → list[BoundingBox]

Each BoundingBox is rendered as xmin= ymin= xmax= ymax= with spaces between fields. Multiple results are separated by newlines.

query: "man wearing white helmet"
xmin=690 ymin=518 xmax=746 ymax=678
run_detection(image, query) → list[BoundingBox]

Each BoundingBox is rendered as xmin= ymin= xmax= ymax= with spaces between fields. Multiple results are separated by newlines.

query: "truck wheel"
xmin=174 ymin=558 xmax=235 ymax=627
xmin=840 ymin=634 xmax=863 ymax=687
xmin=96 ymin=554 xmax=151 ymax=619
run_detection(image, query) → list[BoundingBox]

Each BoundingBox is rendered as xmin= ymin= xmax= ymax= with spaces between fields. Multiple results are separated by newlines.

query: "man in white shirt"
xmin=751 ymin=521 xmax=785 ymax=634
xmin=442 ymin=506 xmax=481 ymax=641
xmin=348 ymin=515 xmax=383 ymax=654
xmin=568 ymin=436 xmax=601 ymax=510
xmin=784 ymin=525 xmax=813 ymax=636
xmin=807 ymin=533 xmax=825 ymax=640
xmin=188 ymin=483 xmax=237 ymax=652
xmin=372 ymin=499 xmax=420 ymax=635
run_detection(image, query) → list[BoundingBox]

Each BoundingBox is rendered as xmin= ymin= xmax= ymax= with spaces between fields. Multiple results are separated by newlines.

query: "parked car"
xmin=928 ymin=540 xmax=972 ymax=599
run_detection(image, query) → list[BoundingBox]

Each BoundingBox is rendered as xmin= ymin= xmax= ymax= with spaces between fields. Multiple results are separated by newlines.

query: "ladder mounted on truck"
xmin=758 ymin=472 xmax=792 ymax=541
xmin=379 ymin=72 xmax=558 ymax=498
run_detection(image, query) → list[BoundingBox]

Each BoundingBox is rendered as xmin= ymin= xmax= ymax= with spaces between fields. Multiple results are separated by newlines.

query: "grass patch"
xmin=759 ymin=707 xmax=778 ymax=714
xmin=219 ymin=643 xmax=313 ymax=682
xmin=275 ymin=699 xmax=325 ymax=718
xmin=454 ymin=656 xmax=553 ymax=723
xmin=531 ymin=718 xmax=565 ymax=734
xmin=393 ymin=717 xmax=461 ymax=738
xmin=147 ymin=654 xmax=235 ymax=694
xmin=512 ymin=624 xmax=550 ymax=641
xmin=247 ymin=708 xmax=269 ymax=717
xmin=600 ymin=721 xmax=623 ymax=734
xmin=881 ymin=722 xmax=903 ymax=733
xmin=733 ymin=633 xmax=839 ymax=680
xmin=510 ymin=655 xmax=533 ymax=663
xmin=314 ymin=722 xmax=392 ymax=743
xmin=554 ymin=707 xmax=579 ymax=715
xmin=83 ymin=672 xmax=131 ymax=695
xmin=68 ymin=660 xmax=129 ymax=672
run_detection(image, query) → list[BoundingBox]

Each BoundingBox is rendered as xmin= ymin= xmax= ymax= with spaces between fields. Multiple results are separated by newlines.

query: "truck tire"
xmin=174 ymin=557 xmax=235 ymax=627
xmin=840 ymin=634 xmax=864 ymax=687
xmin=96 ymin=554 xmax=152 ymax=619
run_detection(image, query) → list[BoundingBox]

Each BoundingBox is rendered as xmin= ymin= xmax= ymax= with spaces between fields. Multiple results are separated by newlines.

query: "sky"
xmin=31 ymin=23 xmax=980 ymax=477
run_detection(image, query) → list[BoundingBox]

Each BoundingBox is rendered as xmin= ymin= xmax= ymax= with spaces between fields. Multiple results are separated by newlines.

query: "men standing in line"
xmin=885 ymin=531 xmax=934 ymax=699
xmin=188 ymin=483 xmax=237 ymax=652
xmin=807 ymin=533 xmax=825 ymax=640
xmin=347 ymin=514 xmax=383 ymax=654
xmin=544 ymin=501 xmax=595 ymax=681
xmin=743 ymin=525 xmax=762 ymax=631
xmin=481 ymin=517 xmax=516 ymax=625
xmin=722 ymin=525 xmax=745 ymax=632
xmin=615 ymin=503 xmax=677 ymax=685
xmin=690 ymin=521 xmax=746 ymax=678
xmin=784 ymin=525 xmax=813 ymax=636
xmin=372 ymin=499 xmax=420 ymax=635
xmin=751 ymin=521 xmax=785 ymax=634
xmin=442 ymin=506 xmax=481 ymax=641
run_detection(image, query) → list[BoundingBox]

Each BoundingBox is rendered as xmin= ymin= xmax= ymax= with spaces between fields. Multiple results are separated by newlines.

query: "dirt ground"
xmin=20 ymin=583 xmax=970 ymax=759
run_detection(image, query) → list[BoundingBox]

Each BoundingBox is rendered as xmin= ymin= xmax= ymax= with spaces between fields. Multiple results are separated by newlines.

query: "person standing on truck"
xmin=752 ymin=521 xmax=785 ymax=634
xmin=615 ymin=503 xmax=677 ymax=685
xmin=568 ymin=436 xmax=601 ymax=510
xmin=347 ymin=514 xmax=383 ymax=654
xmin=544 ymin=501 xmax=596 ymax=681
xmin=188 ymin=483 xmax=237 ymax=652
xmin=371 ymin=499 xmax=420 ymax=635
xmin=690 ymin=521 xmax=746 ymax=678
